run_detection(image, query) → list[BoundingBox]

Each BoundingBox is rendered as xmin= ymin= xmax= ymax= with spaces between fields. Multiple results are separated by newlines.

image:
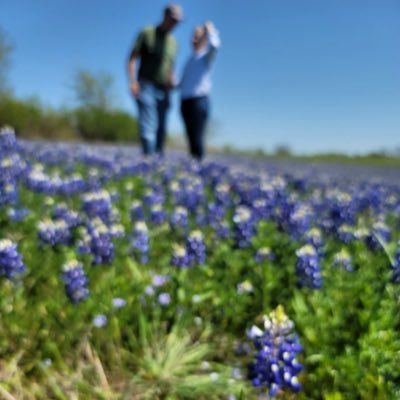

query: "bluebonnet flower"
xmin=82 ymin=190 xmax=113 ymax=222
xmin=295 ymin=244 xmax=322 ymax=289
xmin=207 ymin=202 xmax=226 ymax=225
xmin=85 ymin=219 xmax=115 ymax=265
xmin=252 ymin=198 xmax=271 ymax=222
xmin=130 ymin=200 xmax=144 ymax=221
xmin=304 ymin=227 xmax=325 ymax=255
xmin=112 ymin=297 xmax=127 ymax=308
xmin=170 ymin=206 xmax=189 ymax=230
xmin=25 ymin=165 xmax=54 ymax=194
xmin=7 ymin=207 xmax=30 ymax=222
xmin=58 ymin=173 xmax=86 ymax=196
xmin=0 ymin=239 xmax=26 ymax=280
xmin=143 ymin=188 xmax=164 ymax=207
xmin=332 ymin=249 xmax=353 ymax=272
xmin=214 ymin=182 xmax=231 ymax=206
xmin=109 ymin=223 xmax=125 ymax=239
xmin=150 ymin=203 xmax=167 ymax=225
xmin=158 ymin=292 xmax=171 ymax=306
xmin=233 ymin=206 xmax=256 ymax=248
xmin=237 ymin=280 xmax=254 ymax=295
xmin=247 ymin=306 xmax=303 ymax=398
xmin=325 ymin=190 xmax=357 ymax=233
xmin=213 ymin=220 xmax=231 ymax=239
xmin=0 ymin=126 xmax=18 ymax=153
xmin=93 ymin=314 xmax=108 ymax=328
xmin=171 ymin=244 xmax=191 ymax=268
xmin=38 ymin=219 xmax=71 ymax=246
xmin=170 ymin=175 xmax=204 ymax=212
xmin=365 ymin=220 xmax=391 ymax=251
xmin=255 ymin=247 xmax=274 ymax=263
xmin=186 ymin=230 xmax=206 ymax=266
xmin=337 ymin=224 xmax=355 ymax=244
xmin=152 ymin=274 xmax=170 ymax=287
xmin=76 ymin=227 xmax=92 ymax=255
xmin=52 ymin=204 xmax=81 ymax=228
xmin=130 ymin=221 xmax=150 ymax=264
xmin=144 ymin=285 xmax=155 ymax=296
xmin=62 ymin=260 xmax=89 ymax=303
xmin=288 ymin=203 xmax=313 ymax=239
xmin=0 ymin=180 xmax=18 ymax=206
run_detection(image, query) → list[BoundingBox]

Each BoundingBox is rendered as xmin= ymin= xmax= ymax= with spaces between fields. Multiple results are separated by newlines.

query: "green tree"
xmin=71 ymin=69 xmax=115 ymax=110
xmin=0 ymin=27 xmax=13 ymax=95
xmin=70 ymin=68 xmax=139 ymax=142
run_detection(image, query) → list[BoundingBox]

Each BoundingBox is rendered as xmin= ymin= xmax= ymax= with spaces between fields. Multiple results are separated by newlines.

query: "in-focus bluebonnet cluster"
xmin=61 ymin=260 xmax=90 ymax=303
xmin=247 ymin=306 xmax=303 ymax=397
xmin=38 ymin=219 xmax=71 ymax=246
xmin=77 ymin=219 xmax=115 ymax=265
xmin=82 ymin=190 xmax=113 ymax=222
xmin=295 ymin=244 xmax=322 ymax=289
xmin=0 ymin=239 xmax=26 ymax=280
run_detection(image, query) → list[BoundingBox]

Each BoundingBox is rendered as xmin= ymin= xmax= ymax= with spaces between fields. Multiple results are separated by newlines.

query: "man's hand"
xmin=130 ymin=80 xmax=140 ymax=98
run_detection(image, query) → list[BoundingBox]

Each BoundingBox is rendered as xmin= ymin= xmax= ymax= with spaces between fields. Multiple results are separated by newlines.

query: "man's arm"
xmin=128 ymin=31 xmax=144 ymax=98
xmin=128 ymin=50 xmax=140 ymax=97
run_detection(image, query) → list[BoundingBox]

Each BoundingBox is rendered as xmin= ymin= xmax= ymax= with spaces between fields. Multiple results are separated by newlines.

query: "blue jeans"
xmin=180 ymin=96 xmax=209 ymax=160
xmin=136 ymin=80 xmax=170 ymax=155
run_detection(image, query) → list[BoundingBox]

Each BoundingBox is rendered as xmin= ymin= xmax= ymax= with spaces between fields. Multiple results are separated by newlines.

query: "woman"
xmin=179 ymin=21 xmax=220 ymax=160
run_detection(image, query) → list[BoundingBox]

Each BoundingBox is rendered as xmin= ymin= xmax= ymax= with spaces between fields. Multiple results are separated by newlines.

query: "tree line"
xmin=0 ymin=27 xmax=140 ymax=143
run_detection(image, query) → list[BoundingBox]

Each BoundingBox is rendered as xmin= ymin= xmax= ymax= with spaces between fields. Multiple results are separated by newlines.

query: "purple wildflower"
xmin=62 ymin=260 xmax=89 ymax=303
xmin=0 ymin=239 xmax=26 ymax=280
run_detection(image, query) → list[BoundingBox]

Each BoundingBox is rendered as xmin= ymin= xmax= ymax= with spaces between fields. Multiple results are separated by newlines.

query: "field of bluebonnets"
xmin=1 ymin=125 xmax=400 ymax=399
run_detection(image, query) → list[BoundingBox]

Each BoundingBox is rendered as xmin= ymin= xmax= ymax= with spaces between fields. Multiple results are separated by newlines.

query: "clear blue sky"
xmin=2 ymin=0 xmax=400 ymax=155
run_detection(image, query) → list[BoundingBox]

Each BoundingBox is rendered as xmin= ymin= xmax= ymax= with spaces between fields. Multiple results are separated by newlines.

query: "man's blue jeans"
xmin=136 ymin=80 xmax=170 ymax=155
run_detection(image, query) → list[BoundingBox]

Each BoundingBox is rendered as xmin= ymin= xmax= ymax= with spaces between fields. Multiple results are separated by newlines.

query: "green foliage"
xmin=71 ymin=69 xmax=115 ymax=110
xmin=0 ymin=95 xmax=139 ymax=143
xmin=1 ymin=149 xmax=399 ymax=399
xmin=0 ymin=96 xmax=77 ymax=140
xmin=73 ymin=106 xmax=139 ymax=142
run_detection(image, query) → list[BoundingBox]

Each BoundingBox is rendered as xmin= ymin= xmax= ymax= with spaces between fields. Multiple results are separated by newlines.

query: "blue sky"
xmin=2 ymin=0 xmax=400 ymax=155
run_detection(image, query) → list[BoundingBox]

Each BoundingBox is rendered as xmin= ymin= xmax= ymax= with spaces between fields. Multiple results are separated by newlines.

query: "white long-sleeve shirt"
xmin=180 ymin=29 xmax=221 ymax=100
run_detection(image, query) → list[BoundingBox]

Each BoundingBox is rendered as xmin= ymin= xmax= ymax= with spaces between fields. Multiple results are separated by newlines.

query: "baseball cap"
xmin=165 ymin=4 xmax=184 ymax=21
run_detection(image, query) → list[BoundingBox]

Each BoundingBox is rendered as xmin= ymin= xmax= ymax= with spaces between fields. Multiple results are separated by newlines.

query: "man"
xmin=128 ymin=4 xmax=183 ymax=156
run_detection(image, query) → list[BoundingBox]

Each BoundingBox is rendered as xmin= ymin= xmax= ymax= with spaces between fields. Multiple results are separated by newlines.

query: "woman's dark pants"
xmin=180 ymin=96 xmax=209 ymax=160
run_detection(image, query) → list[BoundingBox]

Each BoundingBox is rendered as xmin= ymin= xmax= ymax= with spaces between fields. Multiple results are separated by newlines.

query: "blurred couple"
xmin=127 ymin=3 xmax=220 ymax=161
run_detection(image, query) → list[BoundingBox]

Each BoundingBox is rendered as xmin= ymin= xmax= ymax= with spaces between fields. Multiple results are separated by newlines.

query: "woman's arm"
xmin=204 ymin=21 xmax=221 ymax=63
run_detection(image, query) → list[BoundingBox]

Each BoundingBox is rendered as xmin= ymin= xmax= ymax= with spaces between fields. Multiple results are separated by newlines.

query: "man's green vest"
xmin=133 ymin=26 xmax=177 ymax=87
